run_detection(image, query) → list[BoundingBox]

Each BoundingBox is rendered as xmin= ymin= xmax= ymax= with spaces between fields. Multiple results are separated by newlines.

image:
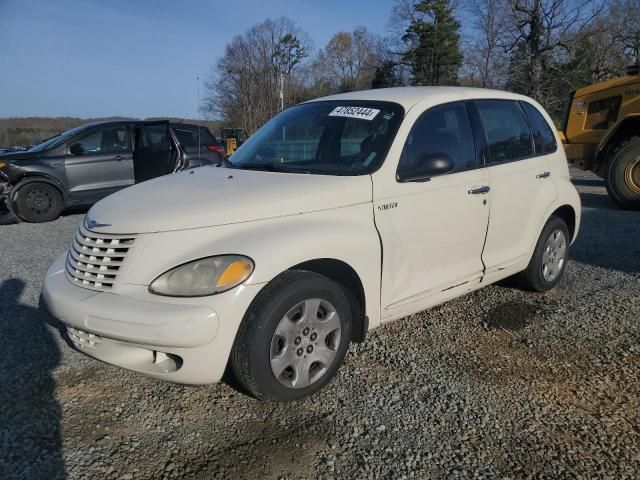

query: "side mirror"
xmin=397 ymin=152 xmax=455 ymax=182
xmin=70 ymin=142 xmax=84 ymax=155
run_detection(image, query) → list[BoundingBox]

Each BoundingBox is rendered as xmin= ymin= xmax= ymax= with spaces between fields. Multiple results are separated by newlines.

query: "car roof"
xmin=309 ymin=86 xmax=535 ymax=111
xmin=73 ymin=120 xmax=133 ymax=129
xmin=168 ymin=123 xmax=208 ymax=129
xmin=71 ymin=120 xmax=208 ymax=130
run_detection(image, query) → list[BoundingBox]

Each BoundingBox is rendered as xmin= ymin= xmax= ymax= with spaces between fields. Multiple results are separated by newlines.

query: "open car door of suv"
xmin=133 ymin=121 xmax=176 ymax=184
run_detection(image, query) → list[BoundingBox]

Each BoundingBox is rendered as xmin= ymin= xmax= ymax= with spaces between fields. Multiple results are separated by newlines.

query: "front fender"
xmin=123 ymin=203 xmax=383 ymax=327
xmin=3 ymin=160 xmax=64 ymax=183
xmin=4 ymin=162 xmax=68 ymax=202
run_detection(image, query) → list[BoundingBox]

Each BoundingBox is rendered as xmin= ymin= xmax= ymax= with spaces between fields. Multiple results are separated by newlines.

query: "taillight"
xmin=207 ymin=145 xmax=225 ymax=155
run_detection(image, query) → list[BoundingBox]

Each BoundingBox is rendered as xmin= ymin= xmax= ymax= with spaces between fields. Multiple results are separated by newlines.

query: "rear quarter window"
xmin=173 ymin=127 xmax=218 ymax=147
xmin=520 ymin=102 xmax=557 ymax=154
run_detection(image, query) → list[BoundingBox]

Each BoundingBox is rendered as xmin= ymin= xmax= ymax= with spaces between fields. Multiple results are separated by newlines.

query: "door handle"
xmin=114 ymin=155 xmax=126 ymax=161
xmin=468 ymin=185 xmax=491 ymax=195
xmin=536 ymin=171 xmax=551 ymax=179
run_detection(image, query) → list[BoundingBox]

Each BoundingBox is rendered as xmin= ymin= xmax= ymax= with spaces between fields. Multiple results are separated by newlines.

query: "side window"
xmin=398 ymin=102 xmax=476 ymax=174
xmin=174 ymin=127 xmax=218 ymax=147
xmin=585 ymin=96 xmax=621 ymax=130
xmin=135 ymin=124 xmax=171 ymax=153
xmin=74 ymin=126 xmax=130 ymax=154
xmin=475 ymin=100 xmax=534 ymax=163
xmin=520 ymin=102 xmax=557 ymax=154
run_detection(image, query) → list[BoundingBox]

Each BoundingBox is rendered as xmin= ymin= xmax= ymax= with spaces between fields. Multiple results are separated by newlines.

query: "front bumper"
xmin=42 ymin=254 xmax=264 ymax=384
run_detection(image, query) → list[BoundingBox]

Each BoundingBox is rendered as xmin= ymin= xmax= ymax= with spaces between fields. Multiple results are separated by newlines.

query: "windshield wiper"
xmin=230 ymin=162 xmax=311 ymax=174
xmin=215 ymin=157 xmax=235 ymax=168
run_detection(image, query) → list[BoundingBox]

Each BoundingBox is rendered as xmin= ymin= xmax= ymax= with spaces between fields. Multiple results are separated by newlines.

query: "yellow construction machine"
xmin=560 ymin=64 xmax=640 ymax=209
xmin=220 ymin=128 xmax=247 ymax=156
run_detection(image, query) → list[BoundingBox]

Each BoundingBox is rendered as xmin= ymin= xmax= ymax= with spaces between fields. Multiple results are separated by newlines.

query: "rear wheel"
xmin=605 ymin=137 xmax=640 ymax=210
xmin=14 ymin=182 xmax=64 ymax=223
xmin=518 ymin=216 xmax=570 ymax=292
xmin=230 ymin=270 xmax=352 ymax=401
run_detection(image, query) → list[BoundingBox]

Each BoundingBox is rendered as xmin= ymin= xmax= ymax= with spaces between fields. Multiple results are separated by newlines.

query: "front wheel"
xmin=230 ymin=270 xmax=352 ymax=401
xmin=517 ymin=216 xmax=570 ymax=292
xmin=13 ymin=182 xmax=64 ymax=223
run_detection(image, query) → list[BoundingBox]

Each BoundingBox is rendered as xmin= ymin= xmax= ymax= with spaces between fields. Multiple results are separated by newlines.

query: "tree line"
xmin=203 ymin=0 xmax=640 ymax=132
xmin=0 ymin=117 xmax=223 ymax=148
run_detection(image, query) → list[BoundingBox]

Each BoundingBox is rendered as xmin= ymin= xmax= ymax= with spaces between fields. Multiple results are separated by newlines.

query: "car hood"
xmin=0 ymin=151 xmax=39 ymax=162
xmin=86 ymin=166 xmax=373 ymax=234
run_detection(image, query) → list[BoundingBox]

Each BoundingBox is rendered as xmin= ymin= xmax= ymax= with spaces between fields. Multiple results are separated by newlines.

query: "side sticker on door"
xmin=377 ymin=202 xmax=398 ymax=212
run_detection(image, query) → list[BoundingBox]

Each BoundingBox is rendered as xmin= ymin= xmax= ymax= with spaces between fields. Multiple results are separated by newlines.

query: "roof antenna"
xmin=197 ymin=75 xmax=201 ymax=163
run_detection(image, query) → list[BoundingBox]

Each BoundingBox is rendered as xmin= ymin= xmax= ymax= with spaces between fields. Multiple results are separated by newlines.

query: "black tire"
xmin=605 ymin=136 xmax=640 ymax=210
xmin=517 ymin=216 xmax=570 ymax=292
xmin=13 ymin=182 xmax=64 ymax=223
xmin=230 ymin=270 xmax=352 ymax=401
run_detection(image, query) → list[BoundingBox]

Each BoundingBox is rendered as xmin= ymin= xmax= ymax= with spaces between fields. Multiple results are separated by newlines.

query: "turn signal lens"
xmin=149 ymin=255 xmax=254 ymax=297
xmin=216 ymin=260 xmax=253 ymax=290
xmin=0 ymin=162 xmax=6 ymax=169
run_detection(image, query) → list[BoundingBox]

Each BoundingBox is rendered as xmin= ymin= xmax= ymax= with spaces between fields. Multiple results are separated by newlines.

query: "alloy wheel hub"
xmin=542 ymin=229 xmax=567 ymax=282
xmin=270 ymin=298 xmax=341 ymax=389
xmin=625 ymin=156 xmax=640 ymax=194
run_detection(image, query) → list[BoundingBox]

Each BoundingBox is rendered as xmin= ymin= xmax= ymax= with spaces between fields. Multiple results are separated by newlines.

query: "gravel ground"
xmin=1 ymin=171 xmax=639 ymax=479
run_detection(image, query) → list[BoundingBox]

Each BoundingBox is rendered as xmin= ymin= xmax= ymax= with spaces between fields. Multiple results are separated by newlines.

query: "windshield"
xmin=229 ymin=100 xmax=404 ymax=175
xmin=28 ymin=124 xmax=92 ymax=152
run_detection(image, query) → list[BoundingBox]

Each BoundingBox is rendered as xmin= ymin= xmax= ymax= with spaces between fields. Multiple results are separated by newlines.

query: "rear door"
xmin=473 ymin=99 xmax=558 ymax=276
xmin=64 ymin=124 xmax=134 ymax=199
xmin=132 ymin=122 xmax=174 ymax=183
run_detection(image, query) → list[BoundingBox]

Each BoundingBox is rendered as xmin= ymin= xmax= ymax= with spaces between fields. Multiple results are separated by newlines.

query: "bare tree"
xmin=462 ymin=0 xmax=509 ymax=88
xmin=610 ymin=0 xmax=640 ymax=63
xmin=560 ymin=16 xmax=628 ymax=86
xmin=503 ymin=0 xmax=605 ymax=106
xmin=312 ymin=27 xmax=381 ymax=93
xmin=202 ymin=18 xmax=310 ymax=133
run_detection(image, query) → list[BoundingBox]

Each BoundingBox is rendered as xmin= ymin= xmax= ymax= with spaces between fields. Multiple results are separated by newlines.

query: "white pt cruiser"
xmin=43 ymin=87 xmax=581 ymax=401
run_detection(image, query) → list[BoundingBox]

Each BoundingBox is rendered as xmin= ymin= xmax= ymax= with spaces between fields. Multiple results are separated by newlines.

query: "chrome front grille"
xmin=67 ymin=326 xmax=102 ymax=349
xmin=65 ymin=225 xmax=136 ymax=291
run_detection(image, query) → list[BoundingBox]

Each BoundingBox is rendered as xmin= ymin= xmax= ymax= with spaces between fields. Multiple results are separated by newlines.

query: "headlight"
xmin=149 ymin=255 xmax=254 ymax=297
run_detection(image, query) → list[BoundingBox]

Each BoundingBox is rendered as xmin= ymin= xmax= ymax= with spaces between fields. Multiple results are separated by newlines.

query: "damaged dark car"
xmin=0 ymin=120 xmax=224 ymax=223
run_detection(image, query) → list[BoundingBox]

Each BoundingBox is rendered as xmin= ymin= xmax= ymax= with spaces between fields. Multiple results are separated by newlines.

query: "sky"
xmin=0 ymin=0 xmax=397 ymax=119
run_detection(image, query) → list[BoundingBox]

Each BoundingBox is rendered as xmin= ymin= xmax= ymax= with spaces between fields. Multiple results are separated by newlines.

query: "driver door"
xmin=374 ymin=101 xmax=491 ymax=320
xmin=65 ymin=124 xmax=134 ymax=200
xmin=132 ymin=122 xmax=174 ymax=183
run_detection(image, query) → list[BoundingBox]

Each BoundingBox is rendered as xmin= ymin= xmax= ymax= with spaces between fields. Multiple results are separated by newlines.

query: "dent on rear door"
xmin=482 ymin=157 xmax=558 ymax=272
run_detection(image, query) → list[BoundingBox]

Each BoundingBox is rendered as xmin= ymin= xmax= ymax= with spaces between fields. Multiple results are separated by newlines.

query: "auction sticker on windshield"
xmin=329 ymin=106 xmax=380 ymax=121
